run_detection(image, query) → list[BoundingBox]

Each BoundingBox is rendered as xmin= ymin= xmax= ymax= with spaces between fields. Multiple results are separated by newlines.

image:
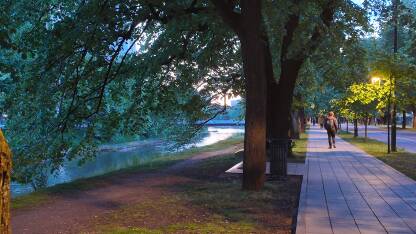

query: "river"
xmin=11 ymin=126 xmax=244 ymax=196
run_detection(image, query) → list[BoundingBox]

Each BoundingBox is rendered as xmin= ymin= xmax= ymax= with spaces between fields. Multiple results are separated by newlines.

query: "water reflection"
xmin=11 ymin=126 xmax=244 ymax=196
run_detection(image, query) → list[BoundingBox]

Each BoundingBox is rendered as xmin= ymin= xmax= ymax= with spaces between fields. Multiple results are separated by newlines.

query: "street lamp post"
xmin=391 ymin=0 xmax=399 ymax=152
xmin=387 ymin=75 xmax=393 ymax=153
xmin=371 ymin=76 xmax=391 ymax=153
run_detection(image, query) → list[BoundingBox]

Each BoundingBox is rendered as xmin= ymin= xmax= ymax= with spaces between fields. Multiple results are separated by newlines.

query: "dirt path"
xmin=12 ymin=144 xmax=242 ymax=234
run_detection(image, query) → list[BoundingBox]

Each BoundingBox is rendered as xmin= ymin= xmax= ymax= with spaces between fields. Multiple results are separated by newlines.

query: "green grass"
xmin=12 ymin=134 xmax=244 ymax=210
xmin=11 ymin=192 xmax=50 ymax=210
xmin=289 ymin=132 xmax=308 ymax=163
xmin=103 ymin=221 xmax=256 ymax=234
xmin=377 ymin=126 xmax=416 ymax=132
xmin=339 ymin=131 xmax=416 ymax=180
xmin=99 ymin=153 xmax=301 ymax=234
xmin=399 ymin=127 xmax=416 ymax=132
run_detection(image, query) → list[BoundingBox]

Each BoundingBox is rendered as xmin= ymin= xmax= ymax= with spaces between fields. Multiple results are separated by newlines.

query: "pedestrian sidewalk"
xmin=296 ymin=126 xmax=416 ymax=234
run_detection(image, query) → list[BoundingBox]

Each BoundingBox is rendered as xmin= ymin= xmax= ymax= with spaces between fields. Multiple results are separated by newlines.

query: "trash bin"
xmin=268 ymin=138 xmax=289 ymax=178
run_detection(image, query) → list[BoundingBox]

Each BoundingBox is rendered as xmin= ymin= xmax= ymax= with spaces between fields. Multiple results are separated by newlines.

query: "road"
xmin=341 ymin=123 xmax=416 ymax=153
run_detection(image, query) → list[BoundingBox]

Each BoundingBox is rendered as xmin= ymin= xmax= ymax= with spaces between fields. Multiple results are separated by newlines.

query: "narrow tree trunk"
xmin=240 ymin=1 xmax=267 ymax=190
xmin=354 ymin=118 xmax=358 ymax=137
xmin=299 ymin=108 xmax=306 ymax=133
xmin=0 ymin=129 xmax=12 ymax=234
xmin=289 ymin=111 xmax=300 ymax=139
xmin=402 ymin=110 xmax=406 ymax=129
xmin=413 ymin=107 xmax=416 ymax=129
xmin=413 ymin=113 xmax=416 ymax=129
xmin=338 ymin=117 xmax=342 ymax=131
xmin=346 ymin=119 xmax=349 ymax=132
xmin=364 ymin=115 xmax=368 ymax=139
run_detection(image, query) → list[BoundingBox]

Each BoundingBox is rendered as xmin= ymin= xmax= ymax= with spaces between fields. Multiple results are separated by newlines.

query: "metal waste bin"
xmin=268 ymin=138 xmax=289 ymax=178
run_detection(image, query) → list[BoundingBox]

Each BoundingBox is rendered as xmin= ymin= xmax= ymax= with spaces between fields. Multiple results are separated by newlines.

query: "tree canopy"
xmin=1 ymin=0 xmax=408 ymax=189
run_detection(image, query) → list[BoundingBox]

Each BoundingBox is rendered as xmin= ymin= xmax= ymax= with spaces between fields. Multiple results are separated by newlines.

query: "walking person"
xmin=318 ymin=115 xmax=324 ymax=129
xmin=324 ymin=111 xmax=338 ymax=149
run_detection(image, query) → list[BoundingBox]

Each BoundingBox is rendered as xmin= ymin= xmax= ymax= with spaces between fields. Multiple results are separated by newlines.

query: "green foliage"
xmin=1 ymin=0 xmax=244 ymax=186
xmin=0 ymin=0 xmax=383 ymax=187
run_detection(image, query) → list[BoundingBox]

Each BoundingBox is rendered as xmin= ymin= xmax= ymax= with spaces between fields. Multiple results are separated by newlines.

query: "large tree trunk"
xmin=0 ymin=129 xmax=12 ymax=234
xmin=270 ymin=60 xmax=304 ymax=139
xmin=240 ymin=1 xmax=267 ymax=190
xmin=212 ymin=0 xmax=268 ymax=190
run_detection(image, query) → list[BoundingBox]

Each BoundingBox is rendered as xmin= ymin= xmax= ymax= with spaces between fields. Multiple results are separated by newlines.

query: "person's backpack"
xmin=324 ymin=118 xmax=335 ymax=130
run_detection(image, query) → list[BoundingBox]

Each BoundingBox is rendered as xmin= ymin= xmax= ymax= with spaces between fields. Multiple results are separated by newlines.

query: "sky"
xmin=352 ymin=0 xmax=364 ymax=5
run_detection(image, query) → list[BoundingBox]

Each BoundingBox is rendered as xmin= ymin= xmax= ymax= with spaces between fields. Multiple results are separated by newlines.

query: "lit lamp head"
xmin=371 ymin=76 xmax=381 ymax=85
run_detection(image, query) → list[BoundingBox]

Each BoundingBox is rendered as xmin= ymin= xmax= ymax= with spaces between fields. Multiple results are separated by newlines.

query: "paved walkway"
xmin=341 ymin=124 xmax=416 ymax=153
xmin=296 ymin=127 xmax=416 ymax=234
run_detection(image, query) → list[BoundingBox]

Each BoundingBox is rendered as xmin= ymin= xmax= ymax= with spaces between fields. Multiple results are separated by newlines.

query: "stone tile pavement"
xmin=296 ymin=126 xmax=416 ymax=234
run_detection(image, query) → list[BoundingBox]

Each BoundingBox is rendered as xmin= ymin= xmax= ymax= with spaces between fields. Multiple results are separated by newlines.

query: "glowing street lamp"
xmin=371 ymin=76 xmax=381 ymax=86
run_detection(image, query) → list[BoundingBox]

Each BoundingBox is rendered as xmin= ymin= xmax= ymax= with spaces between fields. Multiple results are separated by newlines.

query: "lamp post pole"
xmin=391 ymin=0 xmax=399 ymax=152
xmin=387 ymin=75 xmax=392 ymax=153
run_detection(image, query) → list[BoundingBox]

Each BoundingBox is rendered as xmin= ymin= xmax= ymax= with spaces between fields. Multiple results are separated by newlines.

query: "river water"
xmin=11 ymin=126 xmax=244 ymax=196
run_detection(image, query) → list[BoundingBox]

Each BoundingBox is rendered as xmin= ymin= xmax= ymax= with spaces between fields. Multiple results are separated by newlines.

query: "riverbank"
xmin=12 ymin=135 xmax=244 ymax=210
xmin=12 ymin=126 xmax=245 ymax=196
xmin=12 ymin=134 xmax=310 ymax=233
xmin=12 ymin=135 xmax=303 ymax=233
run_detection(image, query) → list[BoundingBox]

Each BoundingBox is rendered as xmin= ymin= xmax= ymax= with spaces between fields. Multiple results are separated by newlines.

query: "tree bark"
xmin=346 ymin=119 xmax=349 ymax=132
xmin=338 ymin=117 xmax=342 ymax=130
xmin=364 ymin=115 xmax=368 ymax=139
xmin=354 ymin=118 xmax=358 ymax=137
xmin=239 ymin=1 xmax=267 ymax=190
xmin=413 ymin=112 xmax=416 ymax=129
xmin=289 ymin=111 xmax=300 ymax=139
xmin=392 ymin=103 xmax=397 ymax=152
xmin=299 ymin=108 xmax=306 ymax=133
xmin=413 ymin=106 xmax=416 ymax=129
xmin=270 ymin=60 xmax=304 ymax=139
xmin=211 ymin=0 xmax=267 ymax=190
xmin=0 ymin=129 xmax=12 ymax=234
xmin=402 ymin=110 xmax=406 ymax=129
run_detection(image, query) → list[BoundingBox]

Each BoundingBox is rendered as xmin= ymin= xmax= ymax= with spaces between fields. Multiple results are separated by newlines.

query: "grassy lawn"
xmin=12 ymin=134 xmax=244 ymax=210
xmin=377 ymin=126 xmax=416 ymax=132
xmin=399 ymin=127 xmax=416 ymax=132
xmin=98 ymin=152 xmax=301 ymax=234
xmin=339 ymin=131 xmax=416 ymax=180
xmin=289 ymin=132 xmax=308 ymax=163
